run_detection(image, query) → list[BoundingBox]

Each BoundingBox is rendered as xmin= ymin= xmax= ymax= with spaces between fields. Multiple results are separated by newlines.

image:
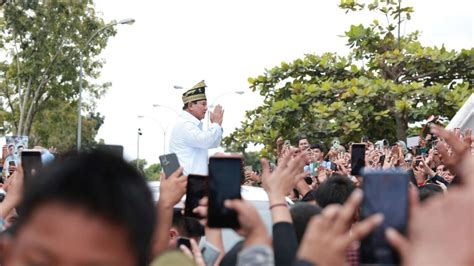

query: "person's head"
xmin=5 ymin=151 xmax=155 ymax=266
xmin=418 ymin=184 xmax=443 ymax=202
xmin=7 ymin=145 xmax=14 ymax=155
xmin=419 ymin=138 xmax=427 ymax=147
xmin=168 ymin=208 xmax=204 ymax=248
xmin=315 ymin=175 xmax=355 ymax=208
xmin=290 ymin=203 xmax=322 ymax=244
xmin=310 ymin=143 xmax=325 ymax=162
xmin=436 ymin=164 xmax=447 ymax=176
xmin=301 ymin=189 xmax=318 ymax=204
xmin=297 ymin=136 xmax=310 ymax=151
xmin=182 ymin=80 xmax=207 ymax=120
xmin=183 ymin=100 xmax=208 ymax=120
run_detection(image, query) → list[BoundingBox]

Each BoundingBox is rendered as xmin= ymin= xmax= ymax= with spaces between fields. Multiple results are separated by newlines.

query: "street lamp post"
xmin=138 ymin=115 xmax=167 ymax=156
xmin=151 ymin=104 xmax=180 ymax=154
xmin=77 ymin=18 xmax=135 ymax=151
xmin=137 ymin=128 xmax=142 ymax=169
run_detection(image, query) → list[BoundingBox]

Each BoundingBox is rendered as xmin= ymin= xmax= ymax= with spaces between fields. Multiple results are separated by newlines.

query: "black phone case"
xmin=351 ymin=144 xmax=366 ymax=175
xmin=176 ymin=237 xmax=191 ymax=250
xmin=159 ymin=153 xmax=180 ymax=178
xmin=207 ymin=157 xmax=242 ymax=229
xmin=360 ymin=168 xmax=408 ymax=264
xmin=21 ymin=151 xmax=43 ymax=183
xmin=184 ymin=175 xmax=207 ymax=219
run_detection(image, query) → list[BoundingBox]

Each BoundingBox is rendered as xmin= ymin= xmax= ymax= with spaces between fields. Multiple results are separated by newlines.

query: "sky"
xmin=92 ymin=0 xmax=473 ymax=165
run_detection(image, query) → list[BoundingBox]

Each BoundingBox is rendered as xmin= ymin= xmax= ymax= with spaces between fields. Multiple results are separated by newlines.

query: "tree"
xmin=28 ymin=98 xmax=104 ymax=151
xmin=0 ymin=1 xmax=115 ymax=140
xmin=130 ymin=158 xmax=147 ymax=175
xmin=224 ymin=0 xmax=473 ymax=154
xmin=144 ymin=163 xmax=162 ymax=181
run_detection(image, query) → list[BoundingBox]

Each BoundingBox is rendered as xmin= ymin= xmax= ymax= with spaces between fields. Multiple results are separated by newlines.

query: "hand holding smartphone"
xmin=360 ymin=168 xmax=408 ymax=264
xmin=159 ymin=153 xmax=180 ymax=178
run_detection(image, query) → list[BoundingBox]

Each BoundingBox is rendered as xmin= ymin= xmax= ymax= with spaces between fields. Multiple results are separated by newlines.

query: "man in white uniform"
xmin=169 ymin=80 xmax=224 ymax=175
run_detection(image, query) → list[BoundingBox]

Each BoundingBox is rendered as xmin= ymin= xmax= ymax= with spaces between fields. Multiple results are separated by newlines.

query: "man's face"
xmin=312 ymin=148 xmax=323 ymax=161
xmin=298 ymin=139 xmax=310 ymax=151
xmin=5 ymin=202 xmax=135 ymax=266
xmin=8 ymin=146 xmax=14 ymax=155
xmin=188 ymin=100 xmax=208 ymax=120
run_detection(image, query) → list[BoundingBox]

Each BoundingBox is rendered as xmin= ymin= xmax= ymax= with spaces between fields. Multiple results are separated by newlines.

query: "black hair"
xmin=297 ymin=135 xmax=310 ymax=145
xmin=310 ymin=143 xmax=326 ymax=153
xmin=290 ymin=203 xmax=322 ymax=244
xmin=182 ymin=100 xmax=199 ymax=110
xmin=418 ymin=184 xmax=443 ymax=202
xmin=17 ymin=151 xmax=155 ymax=266
xmin=172 ymin=208 xmax=204 ymax=238
xmin=301 ymin=189 xmax=317 ymax=202
xmin=315 ymin=175 xmax=355 ymax=208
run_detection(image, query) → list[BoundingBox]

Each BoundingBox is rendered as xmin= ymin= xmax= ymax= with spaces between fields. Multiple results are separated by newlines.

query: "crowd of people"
xmin=0 ymin=80 xmax=472 ymax=266
xmin=244 ymin=126 xmax=473 ymax=204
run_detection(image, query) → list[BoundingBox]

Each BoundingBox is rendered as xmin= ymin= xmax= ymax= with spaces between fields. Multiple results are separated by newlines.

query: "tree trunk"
xmin=25 ymin=110 xmax=37 ymax=137
xmin=394 ymin=111 xmax=408 ymax=141
xmin=17 ymin=78 xmax=32 ymax=136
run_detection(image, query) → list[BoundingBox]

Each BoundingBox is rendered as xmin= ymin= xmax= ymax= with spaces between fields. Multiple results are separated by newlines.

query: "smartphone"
xmin=184 ymin=174 xmax=207 ymax=219
xmin=330 ymin=162 xmax=337 ymax=171
xmin=351 ymin=143 xmax=366 ymax=175
xmin=176 ymin=237 xmax=191 ymax=250
xmin=415 ymin=161 xmax=422 ymax=168
xmin=244 ymin=165 xmax=253 ymax=172
xmin=8 ymin=161 xmax=16 ymax=167
xmin=360 ymin=168 xmax=408 ymax=264
xmin=284 ymin=140 xmax=291 ymax=146
xmin=159 ymin=153 xmax=180 ymax=178
xmin=414 ymin=148 xmax=422 ymax=156
xmin=207 ymin=156 xmax=242 ymax=228
xmin=21 ymin=150 xmax=42 ymax=183
xmin=311 ymin=161 xmax=320 ymax=177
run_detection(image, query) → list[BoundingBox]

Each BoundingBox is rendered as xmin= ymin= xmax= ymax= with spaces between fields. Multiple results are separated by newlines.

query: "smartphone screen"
xmin=351 ymin=143 xmax=366 ymax=175
xmin=21 ymin=151 xmax=42 ymax=183
xmin=207 ymin=156 xmax=242 ymax=228
xmin=185 ymin=175 xmax=207 ymax=219
xmin=360 ymin=169 xmax=408 ymax=264
xmin=159 ymin=153 xmax=180 ymax=178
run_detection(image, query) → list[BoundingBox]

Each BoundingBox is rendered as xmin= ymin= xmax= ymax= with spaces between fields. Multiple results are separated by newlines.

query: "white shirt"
xmin=169 ymin=111 xmax=223 ymax=175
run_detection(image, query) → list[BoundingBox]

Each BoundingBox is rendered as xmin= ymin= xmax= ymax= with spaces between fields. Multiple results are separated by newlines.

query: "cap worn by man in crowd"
xmin=182 ymin=80 xmax=207 ymax=104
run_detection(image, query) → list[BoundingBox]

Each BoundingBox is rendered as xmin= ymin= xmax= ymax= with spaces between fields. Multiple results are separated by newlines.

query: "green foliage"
xmin=0 ymin=1 xmax=115 ymax=144
xmin=28 ymin=99 xmax=104 ymax=151
xmin=225 ymin=0 xmax=473 ymax=155
xmin=144 ymin=163 xmax=162 ymax=181
xmin=130 ymin=158 xmax=147 ymax=173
